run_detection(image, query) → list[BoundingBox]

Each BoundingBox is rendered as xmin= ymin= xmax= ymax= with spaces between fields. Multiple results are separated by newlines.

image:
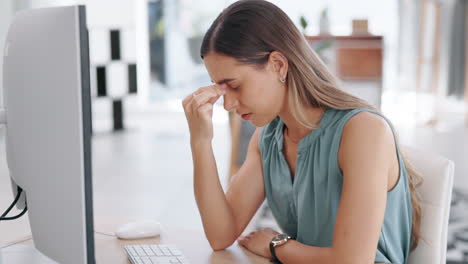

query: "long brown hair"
xmin=201 ymin=0 xmax=422 ymax=251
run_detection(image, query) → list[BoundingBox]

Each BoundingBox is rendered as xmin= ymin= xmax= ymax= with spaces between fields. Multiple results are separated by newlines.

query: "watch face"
xmin=274 ymin=234 xmax=289 ymax=242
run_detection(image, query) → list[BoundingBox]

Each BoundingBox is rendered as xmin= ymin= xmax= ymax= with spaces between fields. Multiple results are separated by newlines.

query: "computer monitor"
xmin=2 ymin=5 xmax=95 ymax=264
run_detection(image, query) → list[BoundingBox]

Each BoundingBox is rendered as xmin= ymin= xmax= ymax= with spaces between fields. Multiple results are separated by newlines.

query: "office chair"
xmin=403 ymin=146 xmax=455 ymax=264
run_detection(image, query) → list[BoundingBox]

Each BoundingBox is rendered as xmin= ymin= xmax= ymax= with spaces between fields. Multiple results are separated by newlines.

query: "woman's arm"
xmin=228 ymin=111 xmax=242 ymax=180
xmin=192 ymin=140 xmax=238 ymax=250
xmin=183 ymin=85 xmax=266 ymax=251
xmin=239 ymin=112 xmax=396 ymax=264
xmin=193 ymin=127 xmax=265 ymax=250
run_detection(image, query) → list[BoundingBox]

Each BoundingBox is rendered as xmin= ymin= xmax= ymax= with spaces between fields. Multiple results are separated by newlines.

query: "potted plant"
xmin=299 ymin=15 xmax=308 ymax=35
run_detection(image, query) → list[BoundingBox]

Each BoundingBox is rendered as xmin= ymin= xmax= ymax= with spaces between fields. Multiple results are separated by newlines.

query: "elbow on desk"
xmin=207 ymin=237 xmax=236 ymax=251
xmin=204 ymin=228 xmax=238 ymax=251
xmin=210 ymin=244 xmax=229 ymax=251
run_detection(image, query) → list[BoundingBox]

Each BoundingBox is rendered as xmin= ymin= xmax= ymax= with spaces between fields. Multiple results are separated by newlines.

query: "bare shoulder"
xmin=339 ymin=111 xmax=395 ymax=171
xmin=343 ymin=112 xmax=393 ymax=139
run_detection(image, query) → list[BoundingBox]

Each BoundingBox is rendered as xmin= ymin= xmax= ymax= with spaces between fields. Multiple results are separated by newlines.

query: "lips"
xmin=241 ymin=113 xmax=253 ymax=120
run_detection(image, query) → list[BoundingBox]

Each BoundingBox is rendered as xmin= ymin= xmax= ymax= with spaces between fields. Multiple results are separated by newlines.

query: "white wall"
xmin=0 ymin=0 xmax=15 ymax=108
xmin=164 ymin=0 xmax=227 ymax=89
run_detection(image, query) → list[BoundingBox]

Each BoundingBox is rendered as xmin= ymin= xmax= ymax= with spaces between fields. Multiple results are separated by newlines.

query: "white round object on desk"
xmin=115 ymin=220 xmax=162 ymax=240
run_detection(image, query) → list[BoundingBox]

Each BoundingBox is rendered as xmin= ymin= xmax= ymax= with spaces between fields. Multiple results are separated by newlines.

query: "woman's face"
xmin=203 ymin=52 xmax=287 ymax=127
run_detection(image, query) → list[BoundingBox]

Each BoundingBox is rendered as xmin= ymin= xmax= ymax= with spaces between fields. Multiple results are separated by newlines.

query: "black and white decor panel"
xmin=88 ymin=27 xmax=138 ymax=133
xmin=447 ymin=188 xmax=468 ymax=264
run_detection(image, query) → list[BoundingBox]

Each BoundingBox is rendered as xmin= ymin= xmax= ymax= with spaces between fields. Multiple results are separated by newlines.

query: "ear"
xmin=268 ymin=51 xmax=288 ymax=80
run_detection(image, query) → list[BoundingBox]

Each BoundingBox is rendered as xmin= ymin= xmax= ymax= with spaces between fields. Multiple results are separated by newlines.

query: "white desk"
xmin=0 ymin=116 xmax=266 ymax=263
xmin=1 ymin=224 xmax=270 ymax=264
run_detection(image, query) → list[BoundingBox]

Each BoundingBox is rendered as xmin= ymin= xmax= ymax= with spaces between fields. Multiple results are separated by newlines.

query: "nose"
xmin=223 ymin=89 xmax=238 ymax=112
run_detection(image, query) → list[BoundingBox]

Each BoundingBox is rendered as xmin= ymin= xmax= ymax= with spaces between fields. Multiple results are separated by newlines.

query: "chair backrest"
xmin=403 ymin=146 xmax=455 ymax=264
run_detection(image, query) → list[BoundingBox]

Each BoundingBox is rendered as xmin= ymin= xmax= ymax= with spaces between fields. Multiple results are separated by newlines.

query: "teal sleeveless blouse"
xmin=258 ymin=107 xmax=412 ymax=264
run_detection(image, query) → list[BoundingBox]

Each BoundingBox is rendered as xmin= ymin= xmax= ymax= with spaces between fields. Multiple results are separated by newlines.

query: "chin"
xmin=250 ymin=120 xmax=260 ymax=127
xmin=251 ymin=116 xmax=274 ymax=127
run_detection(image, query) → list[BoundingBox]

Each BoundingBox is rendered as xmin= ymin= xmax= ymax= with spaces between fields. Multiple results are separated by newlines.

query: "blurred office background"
xmin=0 ymin=0 xmax=467 ymax=263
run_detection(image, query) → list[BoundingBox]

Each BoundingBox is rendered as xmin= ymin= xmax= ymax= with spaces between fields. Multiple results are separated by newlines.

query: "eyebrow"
xmin=211 ymin=78 xmax=236 ymax=84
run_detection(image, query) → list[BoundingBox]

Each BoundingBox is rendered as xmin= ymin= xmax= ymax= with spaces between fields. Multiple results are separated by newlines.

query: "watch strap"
xmin=270 ymin=234 xmax=291 ymax=264
xmin=269 ymin=240 xmax=280 ymax=263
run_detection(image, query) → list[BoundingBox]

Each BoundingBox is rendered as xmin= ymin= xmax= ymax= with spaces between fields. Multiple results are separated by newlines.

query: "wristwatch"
xmin=269 ymin=233 xmax=291 ymax=263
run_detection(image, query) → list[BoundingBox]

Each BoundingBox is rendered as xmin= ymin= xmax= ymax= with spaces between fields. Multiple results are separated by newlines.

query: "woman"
xmin=182 ymin=1 xmax=422 ymax=263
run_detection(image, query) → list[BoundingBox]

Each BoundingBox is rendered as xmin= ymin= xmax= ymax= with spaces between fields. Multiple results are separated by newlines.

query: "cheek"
xmin=252 ymin=91 xmax=284 ymax=114
xmin=241 ymin=77 xmax=285 ymax=115
xmin=243 ymin=91 xmax=278 ymax=112
xmin=259 ymin=87 xmax=284 ymax=111
xmin=250 ymin=93 xmax=284 ymax=126
xmin=252 ymin=81 xmax=283 ymax=104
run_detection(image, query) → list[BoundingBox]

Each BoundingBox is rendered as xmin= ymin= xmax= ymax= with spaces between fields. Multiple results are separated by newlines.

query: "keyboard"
xmin=124 ymin=244 xmax=190 ymax=264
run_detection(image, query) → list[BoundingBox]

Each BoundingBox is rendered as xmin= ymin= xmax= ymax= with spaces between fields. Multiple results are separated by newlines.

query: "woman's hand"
xmin=182 ymin=84 xmax=226 ymax=144
xmin=237 ymin=228 xmax=280 ymax=259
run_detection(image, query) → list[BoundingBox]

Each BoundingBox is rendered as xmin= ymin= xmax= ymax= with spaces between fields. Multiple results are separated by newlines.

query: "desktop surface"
xmin=0 ymin=118 xmax=265 ymax=264
xmin=2 ymin=225 xmax=270 ymax=264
